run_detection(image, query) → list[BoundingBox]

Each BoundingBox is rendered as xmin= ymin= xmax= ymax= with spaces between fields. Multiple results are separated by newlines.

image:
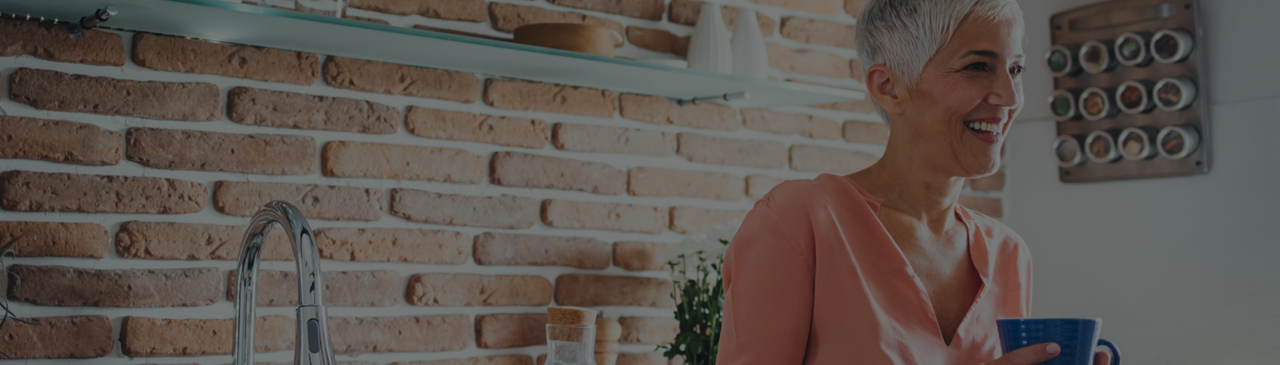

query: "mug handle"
xmin=1096 ymin=339 xmax=1121 ymax=365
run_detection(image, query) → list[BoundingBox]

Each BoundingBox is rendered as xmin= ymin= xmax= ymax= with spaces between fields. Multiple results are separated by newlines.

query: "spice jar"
xmin=1079 ymin=40 xmax=1117 ymax=74
xmin=1048 ymin=89 xmax=1081 ymax=121
xmin=1115 ymin=32 xmax=1153 ymax=67
xmin=1046 ymin=44 xmax=1081 ymax=77
xmin=1154 ymin=76 xmax=1197 ymax=111
xmin=1151 ymin=28 xmax=1195 ymax=64
xmin=1115 ymin=80 xmax=1155 ymax=114
xmin=1118 ymin=127 xmax=1158 ymax=160
xmin=1157 ymin=125 xmax=1200 ymax=159
xmin=1053 ymin=135 xmax=1086 ymax=167
xmin=1079 ymin=87 xmax=1118 ymax=121
xmin=1085 ymin=130 xmax=1120 ymax=163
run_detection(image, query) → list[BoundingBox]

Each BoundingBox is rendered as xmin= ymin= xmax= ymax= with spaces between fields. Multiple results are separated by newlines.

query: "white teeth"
xmin=966 ymin=121 xmax=1001 ymax=135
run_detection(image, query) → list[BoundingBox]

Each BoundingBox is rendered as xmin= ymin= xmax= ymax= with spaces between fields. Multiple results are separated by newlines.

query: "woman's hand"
xmin=981 ymin=343 xmax=1114 ymax=365
xmin=982 ymin=343 xmax=1059 ymax=365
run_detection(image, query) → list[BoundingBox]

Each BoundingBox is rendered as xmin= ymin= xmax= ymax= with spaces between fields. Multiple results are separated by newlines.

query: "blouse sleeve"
xmin=716 ymin=200 xmax=814 ymax=365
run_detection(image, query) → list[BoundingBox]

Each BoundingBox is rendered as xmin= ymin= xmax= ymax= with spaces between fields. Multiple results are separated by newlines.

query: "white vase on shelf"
xmin=687 ymin=3 xmax=733 ymax=74
xmin=731 ymin=8 xmax=769 ymax=78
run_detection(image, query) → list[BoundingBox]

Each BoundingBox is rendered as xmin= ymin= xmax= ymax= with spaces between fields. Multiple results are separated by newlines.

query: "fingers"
xmin=1093 ymin=350 xmax=1112 ymax=365
xmin=986 ymin=342 xmax=1061 ymax=365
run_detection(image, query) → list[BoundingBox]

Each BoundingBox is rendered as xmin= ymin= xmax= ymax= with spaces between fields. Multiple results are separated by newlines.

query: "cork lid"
xmin=547 ymin=306 xmax=597 ymax=325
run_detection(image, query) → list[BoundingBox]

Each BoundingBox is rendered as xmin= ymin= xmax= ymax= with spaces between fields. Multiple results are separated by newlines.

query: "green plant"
xmin=0 ymin=249 xmax=37 ymax=359
xmin=658 ymin=223 xmax=738 ymax=365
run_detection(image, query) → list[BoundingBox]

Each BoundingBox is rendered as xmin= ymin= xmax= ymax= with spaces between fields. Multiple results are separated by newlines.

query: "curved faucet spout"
xmin=233 ymin=201 xmax=336 ymax=365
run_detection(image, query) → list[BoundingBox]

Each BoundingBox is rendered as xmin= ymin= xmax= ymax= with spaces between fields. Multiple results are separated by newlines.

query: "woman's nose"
xmin=987 ymin=72 xmax=1021 ymax=109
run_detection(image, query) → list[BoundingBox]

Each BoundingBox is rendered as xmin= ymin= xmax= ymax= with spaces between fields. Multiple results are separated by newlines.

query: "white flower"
xmin=671 ymin=271 xmax=687 ymax=283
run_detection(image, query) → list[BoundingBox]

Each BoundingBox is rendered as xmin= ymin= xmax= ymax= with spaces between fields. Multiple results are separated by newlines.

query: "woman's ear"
xmin=865 ymin=64 xmax=906 ymax=115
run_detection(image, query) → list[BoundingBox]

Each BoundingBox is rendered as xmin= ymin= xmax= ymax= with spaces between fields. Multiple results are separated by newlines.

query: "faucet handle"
xmin=296 ymin=305 xmax=336 ymax=365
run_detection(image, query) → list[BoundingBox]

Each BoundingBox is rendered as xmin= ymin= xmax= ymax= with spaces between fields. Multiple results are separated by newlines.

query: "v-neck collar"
xmin=832 ymin=174 xmax=992 ymax=348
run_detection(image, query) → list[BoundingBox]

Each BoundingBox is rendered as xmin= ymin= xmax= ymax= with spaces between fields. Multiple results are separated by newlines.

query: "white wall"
xmin=1008 ymin=0 xmax=1280 ymax=363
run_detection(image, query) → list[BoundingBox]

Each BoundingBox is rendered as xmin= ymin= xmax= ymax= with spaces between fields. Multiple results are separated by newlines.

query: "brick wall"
xmin=0 ymin=0 xmax=1004 ymax=364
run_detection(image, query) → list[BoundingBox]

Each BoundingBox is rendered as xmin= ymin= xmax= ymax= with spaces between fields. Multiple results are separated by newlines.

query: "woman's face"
xmin=899 ymin=16 xmax=1024 ymax=177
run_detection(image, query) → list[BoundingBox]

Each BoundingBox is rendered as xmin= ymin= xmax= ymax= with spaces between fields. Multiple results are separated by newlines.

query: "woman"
xmin=716 ymin=1 xmax=1110 ymax=364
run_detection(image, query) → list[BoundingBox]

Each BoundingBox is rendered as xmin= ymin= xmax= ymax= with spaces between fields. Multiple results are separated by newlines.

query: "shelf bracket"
xmin=67 ymin=5 xmax=116 ymax=39
xmin=676 ymin=91 xmax=748 ymax=106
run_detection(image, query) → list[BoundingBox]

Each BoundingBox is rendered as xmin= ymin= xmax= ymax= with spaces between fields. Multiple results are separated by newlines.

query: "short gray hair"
xmin=855 ymin=0 xmax=1024 ymax=121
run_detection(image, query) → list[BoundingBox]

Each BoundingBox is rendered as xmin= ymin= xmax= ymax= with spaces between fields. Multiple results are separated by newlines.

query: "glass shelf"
xmin=0 ymin=0 xmax=862 ymax=108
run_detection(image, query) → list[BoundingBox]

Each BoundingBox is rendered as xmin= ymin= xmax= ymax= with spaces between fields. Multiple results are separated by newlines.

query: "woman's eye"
xmin=1009 ymin=65 xmax=1025 ymax=75
xmin=964 ymin=62 xmax=990 ymax=72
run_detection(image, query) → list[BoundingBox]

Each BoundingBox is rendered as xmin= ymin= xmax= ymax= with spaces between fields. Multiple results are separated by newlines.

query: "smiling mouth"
xmin=964 ymin=121 xmax=1001 ymax=136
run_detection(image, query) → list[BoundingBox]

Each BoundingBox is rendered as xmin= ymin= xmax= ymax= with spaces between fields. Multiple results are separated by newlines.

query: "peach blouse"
xmin=717 ymin=174 xmax=1032 ymax=365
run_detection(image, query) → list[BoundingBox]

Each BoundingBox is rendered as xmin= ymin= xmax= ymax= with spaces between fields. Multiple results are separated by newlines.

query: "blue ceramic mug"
xmin=996 ymin=318 xmax=1120 ymax=365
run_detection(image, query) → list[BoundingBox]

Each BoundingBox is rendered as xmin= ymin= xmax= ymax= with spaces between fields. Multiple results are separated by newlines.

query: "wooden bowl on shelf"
xmin=513 ymin=23 xmax=621 ymax=57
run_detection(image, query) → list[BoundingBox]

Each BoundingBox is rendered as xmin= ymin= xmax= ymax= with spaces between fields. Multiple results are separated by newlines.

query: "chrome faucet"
xmin=233 ymin=201 xmax=336 ymax=365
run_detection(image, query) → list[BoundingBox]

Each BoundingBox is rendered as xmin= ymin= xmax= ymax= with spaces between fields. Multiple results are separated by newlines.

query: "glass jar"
xmin=1085 ymin=130 xmax=1120 ymax=164
xmin=1053 ymin=135 xmax=1086 ymax=167
xmin=1079 ymin=87 xmax=1118 ymax=121
xmin=1079 ymin=40 xmax=1117 ymax=74
xmin=1115 ymin=32 xmax=1153 ymax=67
xmin=547 ymin=324 xmax=597 ymax=365
xmin=1151 ymin=29 xmax=1194 ymax=64
xmin=1049 ymin=89 xmax=1081 ymax=121
xmin=1154 ymin=77 xmax=1198 ymax=111
xmin=1046 ymin=44 xmax=1081 ymax=77
xmin=1157 ymin=125 xmax=1200 ymax=159
xmin=1115 ymin=80 xmax=1155 ymax=114
xmin=1118 ymin=127 xmax=1158 ymax=160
